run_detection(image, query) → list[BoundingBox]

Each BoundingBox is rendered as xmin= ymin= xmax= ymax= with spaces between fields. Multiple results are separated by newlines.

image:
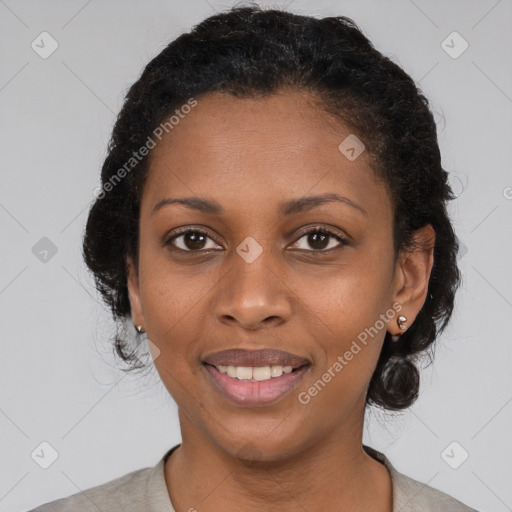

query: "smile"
xmin=203 ymin=363 xmax=311 ymax=406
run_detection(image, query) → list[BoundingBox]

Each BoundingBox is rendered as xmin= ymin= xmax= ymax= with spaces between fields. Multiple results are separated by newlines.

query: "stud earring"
xmin=136 ymin=324 xmax=145 ymax=334
xmin=397 ymin=315 xmax=407 ymax=331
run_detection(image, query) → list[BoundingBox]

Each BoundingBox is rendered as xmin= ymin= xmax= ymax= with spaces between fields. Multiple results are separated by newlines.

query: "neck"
xmin=164 ymin=401 xmax=392 ymax=512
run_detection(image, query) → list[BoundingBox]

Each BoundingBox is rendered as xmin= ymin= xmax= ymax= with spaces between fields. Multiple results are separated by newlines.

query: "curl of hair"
xmin=82 ymin=5 xmax=461 ymax=409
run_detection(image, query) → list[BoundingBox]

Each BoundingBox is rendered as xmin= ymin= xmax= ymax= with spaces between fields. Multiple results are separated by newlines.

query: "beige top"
xmin=30 ymin=444 xmax=478 ymax=511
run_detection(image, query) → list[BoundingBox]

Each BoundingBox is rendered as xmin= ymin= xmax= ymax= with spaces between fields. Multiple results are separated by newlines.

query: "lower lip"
xmin=203 ymin=364 xmax=310 ymax=406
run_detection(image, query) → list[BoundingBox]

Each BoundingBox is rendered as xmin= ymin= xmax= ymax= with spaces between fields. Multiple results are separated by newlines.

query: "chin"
xmin=213 ymin=426 xmax=312 ymax=465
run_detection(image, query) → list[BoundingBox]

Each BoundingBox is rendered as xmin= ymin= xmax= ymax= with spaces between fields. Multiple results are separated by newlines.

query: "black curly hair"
xmin=82 ymin=4 xmax=460 ymax=411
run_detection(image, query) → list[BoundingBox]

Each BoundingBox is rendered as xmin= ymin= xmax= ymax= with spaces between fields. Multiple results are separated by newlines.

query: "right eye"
xmin=164 ymin=228 xmax=223 ymax=252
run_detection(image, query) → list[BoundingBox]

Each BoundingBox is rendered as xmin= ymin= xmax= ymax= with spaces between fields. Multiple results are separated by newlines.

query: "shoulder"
xmin=363 ymin=445 xmax=478 ymax=512
xmin=29 ymin=445 xmax=178 ymax=511
xmin=390 ymin=468 xmax=478 ymax=511
xmin=28 ymin=465 xmax=154 ymax=511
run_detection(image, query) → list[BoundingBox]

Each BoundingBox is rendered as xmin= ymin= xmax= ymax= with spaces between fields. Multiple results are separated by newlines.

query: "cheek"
xmin=296 ymin=289 xmax=386 ymax=419
xmin=137 ymin=255 xmax=213 ymax=372
xmin=294 ymin=255 xmax=393 ymax=402
xmin=299 ymin=250 xmax=394 ymax=342
xmin=139 ymin=241 xmax=211 ymax=318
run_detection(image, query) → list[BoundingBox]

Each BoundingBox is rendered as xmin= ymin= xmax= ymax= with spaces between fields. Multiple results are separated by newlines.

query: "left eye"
xmin=291 ymin=228 xmax=347 ymax=251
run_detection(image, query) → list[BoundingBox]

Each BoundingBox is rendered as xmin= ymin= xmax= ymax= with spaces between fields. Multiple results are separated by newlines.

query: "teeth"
xmin=216 ymin=365 xmax=299 ymax=381
xmin=271 ymin=366 xmax=283 ymax=377
xmin=236 ymin=366 xmax=253 ymax=380
xmin=253 ymin=366 xmax=271 ymax=381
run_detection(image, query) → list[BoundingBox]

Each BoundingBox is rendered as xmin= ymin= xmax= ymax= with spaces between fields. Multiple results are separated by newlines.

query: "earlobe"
xmin=388 ymin=225 xmax=435 ymax=335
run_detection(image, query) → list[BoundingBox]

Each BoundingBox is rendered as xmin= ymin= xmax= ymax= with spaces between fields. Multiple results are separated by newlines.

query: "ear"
xmin=126 ymin=256 xmax=144 ymax=328
xmin=387 ymin=225 xmax=435 ymax=335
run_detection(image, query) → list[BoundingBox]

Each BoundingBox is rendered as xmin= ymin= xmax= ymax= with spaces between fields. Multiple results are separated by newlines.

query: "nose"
xmin=214 ymin=247 xmax=293 ymax=330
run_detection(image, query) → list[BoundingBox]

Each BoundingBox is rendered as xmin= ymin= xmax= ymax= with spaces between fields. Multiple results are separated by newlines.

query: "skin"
xmin=127 ymin=90 xmax=435 ymax=512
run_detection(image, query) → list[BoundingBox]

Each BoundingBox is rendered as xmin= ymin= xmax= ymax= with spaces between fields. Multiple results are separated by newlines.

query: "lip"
xmin=203 ymin=363 xmax=311 ymax=406
xmin=202 ymin=348 xmax=311 ymax=368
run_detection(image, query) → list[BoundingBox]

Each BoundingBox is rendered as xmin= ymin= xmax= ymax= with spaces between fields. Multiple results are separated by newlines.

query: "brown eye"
xmin=166 ymin=229 xmax=221 ymax=252
xmin=291 ymin=228 xmax=347 ymax=251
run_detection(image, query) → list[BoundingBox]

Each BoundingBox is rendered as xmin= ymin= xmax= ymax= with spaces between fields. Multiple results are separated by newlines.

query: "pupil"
xmin=185 ymin=232 xmax=206 ymax=250
xmin=309 ymin=231 xmax=328 ymax=250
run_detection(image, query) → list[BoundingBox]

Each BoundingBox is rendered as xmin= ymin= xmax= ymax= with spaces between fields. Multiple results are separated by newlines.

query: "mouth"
xmin=203 ymin=361 xmax=310 ymax=381
xmin=202 ymin=347 xmax=311 ymax=369
xmin=202 ymin=355 xmax=311 ymax=406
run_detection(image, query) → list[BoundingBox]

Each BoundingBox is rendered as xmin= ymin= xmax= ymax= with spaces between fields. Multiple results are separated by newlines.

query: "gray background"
xmin=1 ymin=0 xmax=511 ymax=510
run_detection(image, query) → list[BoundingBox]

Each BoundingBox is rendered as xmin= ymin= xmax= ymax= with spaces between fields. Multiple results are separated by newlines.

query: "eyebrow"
xmin=151 ymin=192 xmax=367 ymax=217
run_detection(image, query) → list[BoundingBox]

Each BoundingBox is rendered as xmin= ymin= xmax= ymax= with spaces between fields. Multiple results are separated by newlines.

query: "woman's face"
xmin=127 ymin=90 xmax=432 ymax=461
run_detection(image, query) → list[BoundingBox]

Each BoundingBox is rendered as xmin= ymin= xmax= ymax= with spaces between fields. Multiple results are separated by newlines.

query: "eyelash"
xmin=164 ymin=226 xmax=348 ymax=253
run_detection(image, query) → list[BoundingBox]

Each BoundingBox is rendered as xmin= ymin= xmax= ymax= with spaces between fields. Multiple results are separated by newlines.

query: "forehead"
xmin=142 ymin=91 xmax=391 ymax=221
xmin=149 ymin=90 xmax=349 ymax=161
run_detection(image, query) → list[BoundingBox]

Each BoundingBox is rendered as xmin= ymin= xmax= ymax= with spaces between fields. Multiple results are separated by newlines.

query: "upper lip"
xmin=202 ymin=348 xmax=311 ymax=368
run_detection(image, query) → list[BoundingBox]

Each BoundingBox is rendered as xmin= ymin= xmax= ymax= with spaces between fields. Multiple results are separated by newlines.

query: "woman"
xmin=31 ymin=5 xmax=478 ymax=511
